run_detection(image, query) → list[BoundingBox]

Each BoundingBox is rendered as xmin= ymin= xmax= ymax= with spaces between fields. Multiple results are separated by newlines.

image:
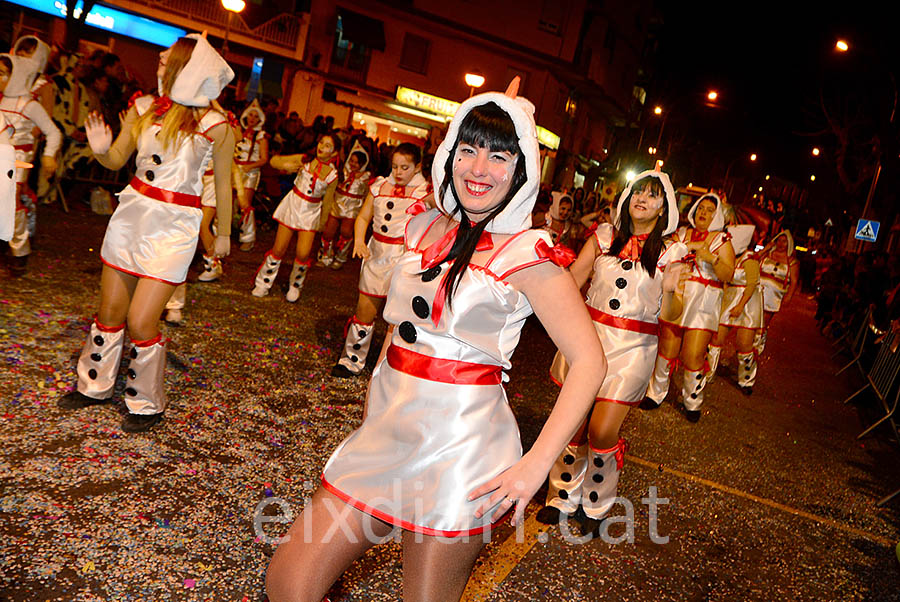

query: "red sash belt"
xmin=336 ymin=187 xmax=365 ymax=199
xmin=129 ymin=177 xmax=201 ymax=208
xmin=292 ymin=185 xmax=320 ymax=202
xmin=761 ymin=274 xmax=787 ymax=286
xmin=373 ymin=232 xmax=404 ymax=244
xmin=235 ymin=159 xmax=256 ymax=165
xmin=203 ymin=168 xmax=214 ymax=176
xmin=587 ymin=305 xmax=659 ymax=336
xmin=13 ymin=144 xmax=34 ymax=152
xmin=386 ymin=344 xmax=502 ymax=385
xmin=688 ymin=276 xmax=723 ymax=288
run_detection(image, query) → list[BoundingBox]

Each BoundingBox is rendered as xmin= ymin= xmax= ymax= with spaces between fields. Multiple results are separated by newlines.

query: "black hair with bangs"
xmin=436 ymin=102 xmax=528 ymax=308
xmin=608 ymin=176 xmax=668 ymax=277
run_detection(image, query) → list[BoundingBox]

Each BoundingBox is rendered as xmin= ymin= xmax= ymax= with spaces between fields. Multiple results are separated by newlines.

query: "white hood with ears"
xmin=615 ymin=169 xmax=679 ymax=236
xmin=167 ymin=33 xmax=234 ymax=107
xmin=687 ymin=193 xmax=725 ymax=232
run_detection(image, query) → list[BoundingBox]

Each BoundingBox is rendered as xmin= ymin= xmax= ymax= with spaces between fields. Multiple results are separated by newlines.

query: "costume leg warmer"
xmin=76 ymin=320 xmax=126 ymax=400
xmin=285 ymin=259 xmax=312 ymax=302
xmin=333 ymin=236 xmax=352 ymax=267
xmin=252 ymin=253 xmax=282 ymax=296
xmin=124 ymin=334 xmax=167 ymax=415
xmin=545 ymin=441 xmax=588 ymax=514
xmin=582 ymin=439 xmax=626 ymax=520
xmin=706 ymin=344 xmax=722 ymax=384
xmin=337 ymin=316 xmax=375 ymax=374
xmin=198 ymin=254 xmax=223 ymax=282
xmin=645 ymin=354 xmax=676 ymax=404
xmin=9 ymin=208 xmax=30 ymax=256
xmin=682 ymin=368 xmax=708 ymax=411
xmin=166 ymin=284 xmax=187 ymax=310
xmin=318 ymin=238 xmax=334 ymax=267
xmin=737 ymin=351 xmax=758 ymax=388
xmin=755 ymin=330 xmax=767 ymax=355
xmin=239 ymin=209 xmax=256 ymax=243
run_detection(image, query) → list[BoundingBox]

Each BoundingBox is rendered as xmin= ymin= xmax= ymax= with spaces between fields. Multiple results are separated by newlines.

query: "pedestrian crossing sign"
xmin=855 ymin=219 xmax=880 ymax=242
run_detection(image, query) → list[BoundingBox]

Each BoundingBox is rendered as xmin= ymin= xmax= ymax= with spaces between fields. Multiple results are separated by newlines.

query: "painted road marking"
xmin=462 ymin=454 xmax=895 ymax=600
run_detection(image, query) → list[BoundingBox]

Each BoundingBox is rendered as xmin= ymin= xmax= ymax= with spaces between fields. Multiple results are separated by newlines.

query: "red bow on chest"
xmin=152 ymin=95 xmax=173 ymax=116
xmin=619 ymin=233 xmax=649 ymax=262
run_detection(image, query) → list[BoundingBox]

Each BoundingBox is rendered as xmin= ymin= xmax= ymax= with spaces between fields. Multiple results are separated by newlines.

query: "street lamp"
xmin=465 ymin=72 xmax=485 ymax=97
xmin=812 ymin=147 xmax=820 ymax=156
xmin=810 ymin=174 xmax=816 ymax=181
xmin=653 ymin=105 xmax=662 ymax=115
xmin=707 ymin=90 xmax=718 ymax=101
xmin=723 ymin=152 xmax=759 ymax=200
xmin=835 ymin=39 xmax=849 ymax=52
xmin=221 ymin=0 xmax=246 ymax=55
xmin=750 ymin=153 xmax=757 ymax=162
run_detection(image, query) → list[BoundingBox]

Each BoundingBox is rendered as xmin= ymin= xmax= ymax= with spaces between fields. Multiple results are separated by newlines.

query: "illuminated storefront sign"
xmin=394 ymin=86 xmax=560 ymax=150
xmin=8 ymin=0 xmax=187 ymax=47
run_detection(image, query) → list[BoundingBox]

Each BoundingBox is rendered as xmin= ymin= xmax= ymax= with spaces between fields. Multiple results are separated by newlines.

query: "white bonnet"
xmin=615 ymin=169 xmax=679 ymax=236
xmin=687 ymin=193 xmax=725 ymax=232
xmin=167 ymin=33 xmax=234 ymax=107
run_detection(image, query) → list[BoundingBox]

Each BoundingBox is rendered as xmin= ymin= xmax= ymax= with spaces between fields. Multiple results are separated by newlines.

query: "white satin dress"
xmin=720 ymin=251 xmax=764 ymax=330
xmin=323 ymin=208 xmax=565 ymax=536
xmin=661 ymin=226 xmax=729 ymax=332
xmin=759 ymin=253 xmax=796 ymax=312
xmin=332 ymin=169 xmax=371 ymax=219
xmin=272 ymin=160 xmax=338 ymax=231
xmin=357 ymin=174 xmax=431 ymax=298
xmin=550 ymin=223 xmax=687 ymax=405
xmin=100 ymin=95 xmax=226 ymax=285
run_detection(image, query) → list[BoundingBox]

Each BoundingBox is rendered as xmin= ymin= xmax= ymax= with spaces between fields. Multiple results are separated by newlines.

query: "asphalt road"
xmin=1 ymin=202 xmax=898 ymax=601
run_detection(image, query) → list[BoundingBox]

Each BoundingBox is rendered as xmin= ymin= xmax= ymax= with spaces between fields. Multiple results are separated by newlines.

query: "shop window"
xmin=399 ymin=33 xmax=430 ymax=75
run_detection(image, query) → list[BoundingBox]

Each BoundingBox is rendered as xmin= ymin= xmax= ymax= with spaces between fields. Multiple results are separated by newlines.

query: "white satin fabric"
xmin=0 ymin=143 xmax=14 ymax=241
xmin=663 ymin=227 xmax=728 ymax=332
xmin=720 ymin=251 xmax=764 ymax=329
xmin=550 ymin=223 xmax=686 ymax=404
xmin=75 ymin=322 xmax=125 ymax=400
xmin=323 ymin=209 xmax=553 ymax=536
xmin=272 ymin=161 xmax=338 ymax=230
xmin=759 ymin=254 xmax=794 ymax=313
xmin=332 ymin=171 xmax=370 ymax=219
xmin=100 ymin=96 xmax=225 ymax=284
xmin=357 ymin=174 xmax=431 ymax=297
xmin=235 ymin=129 xmax=265 ymax=190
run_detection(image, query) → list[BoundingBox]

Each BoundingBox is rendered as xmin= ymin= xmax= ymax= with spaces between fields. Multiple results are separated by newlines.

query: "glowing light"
xmin=648 ymin=146 xmax=657 ymax=155
xmin=654 ymin=106 xmax=662 ymax=115
xmin=625 ymin=170 xmax=636 ymax=182
xmin=810 ymin=174 xmax=816 ymax=181
xmin=655 ymin=159 xmax=664 ymax=169
xmin=812 ymin=147 xmax=820 ymax=156
xmin=707 ymin=90 xmax=718 ymax=101
xmin=836 ymin=40 xmax=849 ymax=52
xmin=221 ymin=0 xmax=246 ymax=12
xmin=758 ymin=186 xmax=763 ymax=192
xmin=765 ymin=174 xmax=770 ymax=180
xmin=750 ymin=153 xmax=757 ymax=161
xmin=464 ymin=73 xmax=485 ymax=88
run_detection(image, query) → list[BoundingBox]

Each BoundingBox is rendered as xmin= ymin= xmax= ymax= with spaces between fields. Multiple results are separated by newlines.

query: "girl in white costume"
xmin=12 ymin=36 xmax=53 ymax=114
xmin=539 ymin=169 xmax=688 ymax=535
xmin=266 ymin=80 xmax=606 ymax=602
xmin=705 ymin=225 xmax=762 ymax=394
xmin=57 ymin=34 xmax=235 ymax=433
xmin=318 ymin=139 xmax=371 ymax=269
xmin=0 ymin=53 xmax=61 ymax=274
xmin=756 ymin=230 xmax=799 ymax=354
xmin=234 ymin=99 xmax=267 ymax=251
xmin=642 ymin=193 xmax=735 ymax=422
xmin=330 ymin=143 xmax=430 ymax=378
xmin=252 ymin=133 xmax=339 ymax=302
xmin=543 ymin=191 xmax=577 ymax=248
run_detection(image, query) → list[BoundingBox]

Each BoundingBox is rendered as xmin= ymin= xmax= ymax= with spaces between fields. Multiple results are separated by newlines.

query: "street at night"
xmin=1 ymin=206 xmax=898 ymax=600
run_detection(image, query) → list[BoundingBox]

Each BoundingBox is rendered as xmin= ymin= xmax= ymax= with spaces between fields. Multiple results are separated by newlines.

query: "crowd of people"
xmin=1 ymin=30 xmax=872 ymax=602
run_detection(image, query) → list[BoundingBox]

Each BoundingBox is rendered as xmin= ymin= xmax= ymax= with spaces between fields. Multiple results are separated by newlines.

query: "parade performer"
xmin=57 ymin=34 xmax=234 ymax=433
xmin=706 ymin=225 xmax=760 ymax=394
xmin=330 ymin=142 xmax=430 ymax=378
xmin=1 ymin=114 xmax=22 ymax=243
xmin=12 ymin=36 xmax=53 ymax=116
xmin=252 ymin=133 xmax=340 ymax=301
xmin=0 ymin=53 xmax=61 ymax=276
xmin=266 ymin=80 xmax=606 ymax=602
xmin=756 ymin=230 xmax=799 ymax=354
xmin=318 ymin=139 xmax=371 ymax=270
xmin=538 ymin=169 xmax=687 ymax=535
xmin=641 ymin=193 xmax=735 ymax=422
xmin=543 ymin=191 xmax=578 ymax=248
xmin=234 ymin=98 xmax=267 ymax=251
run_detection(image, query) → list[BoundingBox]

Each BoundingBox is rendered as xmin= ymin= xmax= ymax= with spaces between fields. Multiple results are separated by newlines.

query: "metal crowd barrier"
xmin=834 ymin=306 xmax=875 ymax=377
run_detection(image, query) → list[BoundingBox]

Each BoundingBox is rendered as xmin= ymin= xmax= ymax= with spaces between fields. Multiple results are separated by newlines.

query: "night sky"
xmin=649 ymin=1 xmax=898 ymax=223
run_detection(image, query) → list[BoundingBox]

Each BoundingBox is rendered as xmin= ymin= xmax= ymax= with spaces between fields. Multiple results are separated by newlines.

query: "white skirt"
xmin=273 ymin=188 xmax=322 ymax=231
xmin=359 ymin=237 xmax=404 ymax=298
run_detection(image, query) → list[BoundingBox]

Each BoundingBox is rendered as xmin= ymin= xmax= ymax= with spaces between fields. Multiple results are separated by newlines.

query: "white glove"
xmin=85 ymin=112 xmax=112 ymax=156
xmin=214 ymin=235 xmax=231 ymax=258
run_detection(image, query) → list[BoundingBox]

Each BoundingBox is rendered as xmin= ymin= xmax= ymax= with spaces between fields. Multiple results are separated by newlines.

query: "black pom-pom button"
xmin=412 ymin=296 xmax=429 ymax=319
xmin=399 ymin=321 xmax=417 ymax=344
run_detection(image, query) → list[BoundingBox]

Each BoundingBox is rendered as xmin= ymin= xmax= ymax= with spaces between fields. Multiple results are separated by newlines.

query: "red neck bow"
xmin=420 ymin=224 xmax=493 ymax=270
xmin=127 ymin=90 xmax=144 ymax=109
xmin=152 ymin=95 xmax=173 ymax=116
xmin=689 ymin=229 xmax=709 ymax=243
xmin=392 ymin=184 xmax=406 ymax=197
xmin=619 ymin=232 xmax=649 ymax=262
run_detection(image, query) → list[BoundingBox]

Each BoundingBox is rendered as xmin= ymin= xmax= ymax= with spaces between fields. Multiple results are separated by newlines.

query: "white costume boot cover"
xmin=582 ymin=438 xmax=626 ymax=520
xmin=239 ymin=208 xmax=256 ymax=243
xmin=682 ymin=368 xmax=708 ymax=412
xmin=76 ymin=320 xmax=126 ymax=400
xmin=285 ymin=259 xmax=311 ymax=302
xmin=317 ymin=238 xmax=334 ymax=267
xmin=645 ymin=354 xmax=676 ymax=405
xmin=737 ymin=351 xmax=758 ymax=389
xmin=165 ymin=283 xmax=187 ymax=324
xmin=754 ymin=330 xmax=767 ymax=355
xmin=545 ymin=441 xmax=588 ymax=514
xmin=198 ymin=254 xmax=223 ymax=282
xmin=10 ymin=207 xmax=30 ymax=256
xmin=252 ymin=253 xmax=282 ymax=297
xmin=332 ymin=236 xmax=352 ymax=269
xmin=124 ymin=333 xmax=168 ymax=415
xmin=706 ymin=344 xmax=722 ymax=385
xmin=336 ymin=316 xmax=375 ymax=374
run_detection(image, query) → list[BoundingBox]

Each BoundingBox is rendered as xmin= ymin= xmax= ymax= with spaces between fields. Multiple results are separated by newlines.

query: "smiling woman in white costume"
xmin=57 ymin=34 xmax=234 ymax=433
xmin=265 ymin=80 xmax=606 ymax=602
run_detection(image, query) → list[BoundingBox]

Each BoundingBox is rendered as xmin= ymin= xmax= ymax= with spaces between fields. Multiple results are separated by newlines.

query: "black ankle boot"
xmin=57 ymin=390 xmax=114 ymax=410
xmin=121 ymin=412 xmax=164 ymax=433
xmin=639 ymin=396 xmax=661 ymax=410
